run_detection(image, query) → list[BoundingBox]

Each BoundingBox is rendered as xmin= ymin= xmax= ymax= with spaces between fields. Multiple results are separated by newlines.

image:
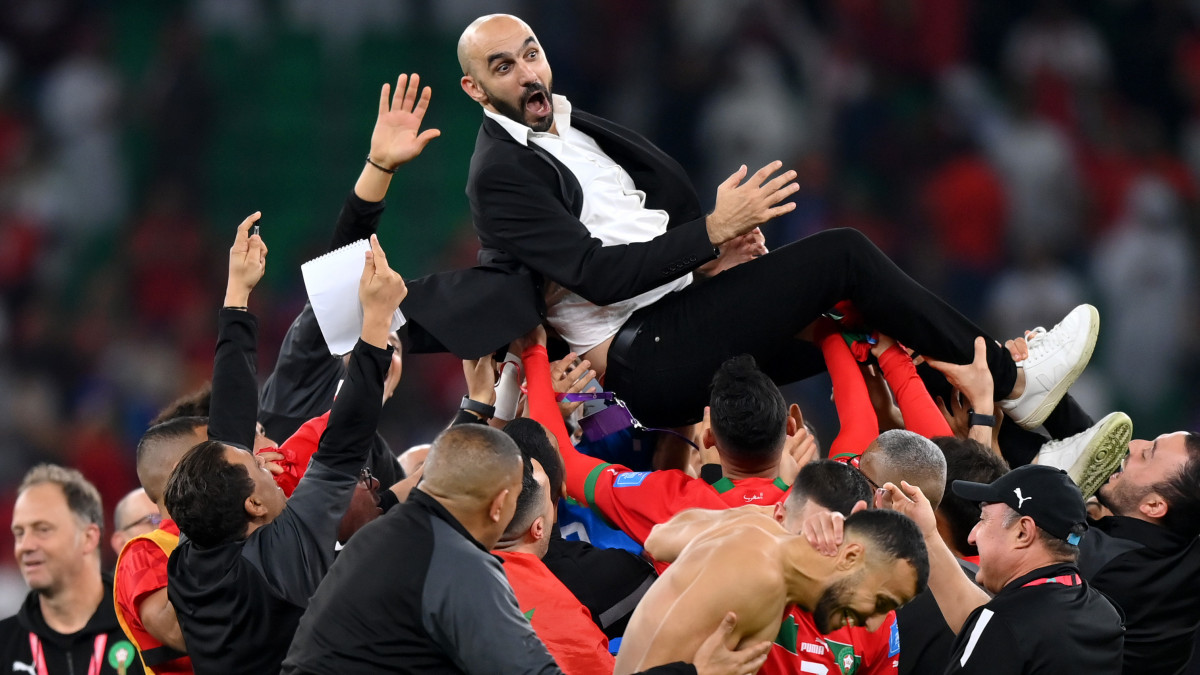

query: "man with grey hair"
xmin=0 ymin=464 xmax=143 ymax=674
xmin=853 ymin=429 xmax=948 ymax=508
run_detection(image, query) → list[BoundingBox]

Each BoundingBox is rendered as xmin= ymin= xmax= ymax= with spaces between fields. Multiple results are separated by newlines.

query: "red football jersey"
xmin=114 ymin=519 xmax=193 ymax=673
xmin=762 ymin=605 xmax=899 ymax=675
xmin=497 ymin=550 xmax=614 ymax=675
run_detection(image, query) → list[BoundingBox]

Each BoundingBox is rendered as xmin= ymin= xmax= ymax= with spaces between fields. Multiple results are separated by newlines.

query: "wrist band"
xmin=366 ymin=155 xmax=396 ymax=174
xmin=224 ymin=306 xmax=248 ymax=311
xmin=460 ymin=396 xmax=496 ymax=420
xmin=967 ymin=411 xmax=996 ymax=428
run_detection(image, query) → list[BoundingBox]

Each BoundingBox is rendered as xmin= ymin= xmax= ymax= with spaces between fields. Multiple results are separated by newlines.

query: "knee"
xmin=815 ymin=227 xmax=876 ymax=255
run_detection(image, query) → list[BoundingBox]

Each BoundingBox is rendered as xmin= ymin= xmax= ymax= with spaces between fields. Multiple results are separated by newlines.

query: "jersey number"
xmin=800 ymin=662 xmax=829 ymax=674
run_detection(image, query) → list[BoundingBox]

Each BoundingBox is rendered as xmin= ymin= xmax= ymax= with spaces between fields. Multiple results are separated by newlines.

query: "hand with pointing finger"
xmin=358 ymin=234 xmax=407 ymax=349
xmin=225 ymin=211 xmax=267 ymax=308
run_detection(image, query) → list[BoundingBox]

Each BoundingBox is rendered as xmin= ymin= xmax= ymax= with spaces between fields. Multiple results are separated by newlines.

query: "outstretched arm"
xmin=872 ymin=335 xmax=953 ymax=439
xmin=814 ymin=319 xmax=879 ymax=459
xmin=878 ymin=481 xmax=989 ymax=634
xmin=208 ymin=212 xmax=267 ymax=450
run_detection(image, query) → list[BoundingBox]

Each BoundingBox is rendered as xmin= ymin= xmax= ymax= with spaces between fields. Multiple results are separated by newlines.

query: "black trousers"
xmin=606 ymin=228 xmax=1018 ymax=428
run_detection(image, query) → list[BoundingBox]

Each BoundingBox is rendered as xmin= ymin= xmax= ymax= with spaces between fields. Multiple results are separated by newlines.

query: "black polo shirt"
xmin=944 ymin=563 xmax=1123 ymax=674
xmin=897 ymin=558 xmax=979 ymax=675
xmin=1079 ymin=516 xmax=1200 ymax=674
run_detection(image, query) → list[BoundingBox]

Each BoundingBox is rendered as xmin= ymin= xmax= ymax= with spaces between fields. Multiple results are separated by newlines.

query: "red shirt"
xmin=259 ymin=412 xmax=329 ymax=496
xmin=496 ymin=550 xmax=613 ymax=675
xmin=763 ymin=605 xmax=899 ymax=675
xmin=114 ymin=519 xmax=193 ymax=673
xmin=525 ymin=341 xmax=789 ymax=572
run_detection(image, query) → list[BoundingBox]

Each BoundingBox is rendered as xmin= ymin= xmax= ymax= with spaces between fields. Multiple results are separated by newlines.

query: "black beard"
xmin=812 ymin=578 xmax=856 ymax=634
xmin=487 ymin=82 xmax=553 ymax=132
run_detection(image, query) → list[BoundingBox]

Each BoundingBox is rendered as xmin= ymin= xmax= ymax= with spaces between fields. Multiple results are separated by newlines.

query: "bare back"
xmin=614 ymin=515 xmax=792 ymax=674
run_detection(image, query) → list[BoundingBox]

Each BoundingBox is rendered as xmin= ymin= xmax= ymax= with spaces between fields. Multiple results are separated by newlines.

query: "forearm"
xmin=877 ymin=345 xmax=952 ymax=438
xmin=140 ymin=590 xmax=187 ymax=653
xmin=644 ymin=509 xmax=726 ymax=562
xmin=818 ymin=329 xmax=879 ymax=459
xmin=522 ymin=344 xmax=606 ymax=501
xmin=924 ymin=533 xmax=990 ymax=634
xmin=314 ymin=339 xmax=391 ymax=476
xmin=354 ymin=162 xmax=394 ymax=204
xmin=208 ymin=308 xmax=260 ymax=450
xmin=330 ymin=190 xmax=387 ymax=252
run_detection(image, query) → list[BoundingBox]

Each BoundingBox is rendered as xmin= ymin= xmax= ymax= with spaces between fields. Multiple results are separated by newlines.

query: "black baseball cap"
xmin=952 ymin=464 xmax=1088 ymax=545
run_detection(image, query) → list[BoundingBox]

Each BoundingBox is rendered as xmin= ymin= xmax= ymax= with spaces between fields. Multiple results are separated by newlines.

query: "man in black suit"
xmin=401 ymin=13 xmax=1097 ymax=433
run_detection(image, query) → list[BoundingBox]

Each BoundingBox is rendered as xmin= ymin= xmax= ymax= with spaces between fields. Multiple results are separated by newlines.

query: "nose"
xmin=967 ymin=521 xmax=981 ymax=546
xmin=515 ymin=60 xmax=539 ymax=84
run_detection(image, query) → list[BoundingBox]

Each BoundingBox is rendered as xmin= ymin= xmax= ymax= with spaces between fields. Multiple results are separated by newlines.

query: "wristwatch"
xmin=460 ymin=396 xmax=496 ymax=420
xmin=967 ymin=410 xmax=996 ymax=428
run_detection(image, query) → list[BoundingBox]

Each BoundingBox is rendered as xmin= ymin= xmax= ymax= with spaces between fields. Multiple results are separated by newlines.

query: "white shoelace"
xmin=1024 ymin=324 xmax=1068 ymax=366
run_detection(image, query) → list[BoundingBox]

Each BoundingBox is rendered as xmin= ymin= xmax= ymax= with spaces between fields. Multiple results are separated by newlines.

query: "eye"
xmin=527 ymin=49 xmax=539 ymax=59
xmin=497 ymin=63 xmax=511 ymax=74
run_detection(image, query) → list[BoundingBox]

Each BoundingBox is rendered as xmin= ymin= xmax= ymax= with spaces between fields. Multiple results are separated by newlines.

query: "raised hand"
xmin=706 ymin=161 xmax=799 ymax=245
xmin=225 ymin=211 xmax=267 ymax=308
xmin=462 ymin=354 xmax=498 ymax=407
xmin=877 ymin=480 xmax=938 ymax=538
xmin=693 ymin=613 xmax=772 ymax=675
xmin=358 ymin=234 xmax=407 ymax=349
xmin=550 ymin=353 xmax=597 ymax=416
xmin=924 ymin=336 xmax=995 ymax=412
xmin=369 ymin=73 xmax=442 ymax=170
xmin=778 ymin=404 xmax=817 ymax=484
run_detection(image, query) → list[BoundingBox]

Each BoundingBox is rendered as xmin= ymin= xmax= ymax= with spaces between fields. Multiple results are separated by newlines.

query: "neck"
xmin=39 ymin=567 xmax=104 ymax=634
xmin=997 ymin=552 xmax=1069 ymax=589
xmin=719 ymin=455 xmax=779 ymax=481
xmin=427 ymin=491 xmax=499 ymax=549
xmin=494 ymin=539 xmax=541 ymax=557
xmin=779 ymin=538 xmax=830 ymax=610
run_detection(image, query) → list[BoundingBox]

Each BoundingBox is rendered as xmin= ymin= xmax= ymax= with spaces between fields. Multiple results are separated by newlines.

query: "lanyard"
xmin=1022 ymin=573 xmax=1081 ymax=588
xmin=29 ymin=633 xmax=107 ymax=675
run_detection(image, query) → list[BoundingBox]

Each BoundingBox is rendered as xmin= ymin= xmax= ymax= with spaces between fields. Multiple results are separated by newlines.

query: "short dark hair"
xmin=504 ymin=417 xmax=564 ymax=504
xmin=709 ymin=355 xmax=787 ymax=461
xmin=934 ymin=437 xmax=1009 ymax=557
xmin=788 ymin=460 xmax=872 ymax=516
xmin=502 ymin=454 xmax=544 ymax=538
xmin=844 ymin=509 xmax=930 ymax=596
xmin=137 ymin=416 xmax=208 ymax=502
xmin=150 ymin=384 xmax=212 ymax=425
xmin=164 ymin=441 xmax=254 ymax=549
xmin=1001 ymin=507 xmax=1081 ymax=562
xmin=1153 ymin=432 xmax=1200 ymax=538
xmin=19 ymin=465 xmax=104 ymax=532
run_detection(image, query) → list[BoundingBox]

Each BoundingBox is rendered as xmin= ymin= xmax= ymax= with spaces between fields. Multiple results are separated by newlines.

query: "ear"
xmin=244 ymin=494 xmax=269 ymax=520
xmin=530 ymin=515 xmax=546 ymax=542
xmin=81 ymin=522 xmax=101 ymax=555
xmin=1140 ymin=492 xmax=1169 ymax=520
xmin=489 ymin=488 xmax=511 ymax=523
xmin=773 ymin=502 xmax=786 ymax=525
xmin=787 ymin=404 xmax=803 ymax=436
xmin=836 ymin=541 xmax=864 ymax=571
xmin=1011 ymin=516 xmax=1037 ymax=550
xmin=461 ymin=74 xmax=488 ymax=104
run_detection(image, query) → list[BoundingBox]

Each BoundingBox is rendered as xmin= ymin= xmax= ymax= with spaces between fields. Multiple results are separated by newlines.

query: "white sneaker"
xmin=1035 ymin=411 xmax=1132 ymax=499
xmin=999 ymin=304 xmax=1099 ymax=430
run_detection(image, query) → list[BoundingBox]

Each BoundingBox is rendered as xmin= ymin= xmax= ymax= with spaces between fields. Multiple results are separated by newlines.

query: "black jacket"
xmin=0 ymin=575 xmax=144 ymax=675
xmin=896 ymin=558 xmax=979 ymax=675
xmin=1079 ymin=516 xmax=1200 ymax=675
xmin=168 ymin=309 xmax=391 ymax=675
xmin=944 ymin=563 xmax=1124 ymax=675
xmin=401 ymin=110 xmax=717 ymax=358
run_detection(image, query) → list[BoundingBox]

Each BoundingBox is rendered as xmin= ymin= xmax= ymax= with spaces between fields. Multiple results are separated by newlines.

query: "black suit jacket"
xmin=402 ymin=110 xmax=718 ymax=358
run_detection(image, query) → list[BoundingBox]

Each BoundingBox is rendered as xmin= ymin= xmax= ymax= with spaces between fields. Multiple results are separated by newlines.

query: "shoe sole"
xmin=1069 ymin=412 xmax=1133 ymax=499
xmin=1013 ymin=305 xmax=1100 ymax=430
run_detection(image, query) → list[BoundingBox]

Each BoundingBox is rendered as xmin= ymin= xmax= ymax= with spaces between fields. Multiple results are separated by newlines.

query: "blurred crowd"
xmin=1 ymin=0 xmax=1199 ymax=613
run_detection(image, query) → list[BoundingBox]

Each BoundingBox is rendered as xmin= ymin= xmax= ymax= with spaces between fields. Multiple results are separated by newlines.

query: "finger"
xmin=763 ymin=168 xmax=799 ymax=193
xmin=378 ymin=82 xmax=390 ymax=117
xmin=361 ymin=248 xmax=376 ymax=283
xmin=898 ymin=480 xmax=926 ymax=505
xmin=717 ymin=611 xmax=737 ymax=636
xmin=723 ymin=164 xmax=748 ymax=188
xmin=568 ymin=372 xmax=594 ymax=394
xmin=550 ymin=354 xmax=574 ymax=378
xmin=972 ymin=336 xmax=988 ymax=364
xmin=264 ymin=462 xmax=284 ymax=476
xmin=765 ymin=200 xmax=797 ymax=219
xmin=392 ymin=74 xmax=408 ymax=111
xmin=234 ymin=211 xmax=262 ymax=245
xmin=369 ymin=233 xmax=391 ymax=273
xmin=850 ymin=499 xmax=868 ymax=515
xmin=565 ymin=360 xmax=591 ymax=383
xmin=750 ymin=160 xmax=785 ymax=186
xmin=737 ymin=641 xmax=773 ymax=669
xmin=402 ymin=73 xmax=419 ymax=111
xmin=415 ymin=127 xmax=442 ymax=150
xmin=413 ymin=84 xmax=433 ymax=118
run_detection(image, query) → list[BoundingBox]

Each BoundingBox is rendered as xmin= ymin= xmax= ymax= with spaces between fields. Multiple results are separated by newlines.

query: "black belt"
xmin=607 ymin=314 xmax=646 ymax=383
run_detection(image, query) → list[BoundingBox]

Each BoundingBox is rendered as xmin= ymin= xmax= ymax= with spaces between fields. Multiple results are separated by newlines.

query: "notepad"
xmin=301 ymin=239 xmax=406 ymax=355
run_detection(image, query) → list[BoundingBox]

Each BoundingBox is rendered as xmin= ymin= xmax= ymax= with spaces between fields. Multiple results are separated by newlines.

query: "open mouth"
xmin=524 ymin=89 xmax=551 ymax=118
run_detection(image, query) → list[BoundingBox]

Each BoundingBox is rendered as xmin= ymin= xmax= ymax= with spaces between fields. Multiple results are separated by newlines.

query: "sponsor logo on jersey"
xmin=614 ymin=471 xmax=651 ymax=487
xmin=800 ymin=641 xmax=827 ymax=655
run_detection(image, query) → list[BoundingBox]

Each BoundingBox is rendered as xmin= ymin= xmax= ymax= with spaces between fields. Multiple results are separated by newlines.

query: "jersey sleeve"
xmin=115 ymin=540 xmax=171 ymax=626
xmin=522 ymin=343 xmax=701 ymax=544
xmin=875 ymin=345 xmax=952 ymax=439
xmin=861 ymin=611 xmax=900 ymax=674
xmin=816 ymin=323 xmax=878 ymax=459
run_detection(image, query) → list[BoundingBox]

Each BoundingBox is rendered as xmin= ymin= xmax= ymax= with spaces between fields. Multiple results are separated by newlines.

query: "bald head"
xmin=458 ymin=14 xmax=534 ymax=76
xmin=862 ymin=430 xmax=947 ymax=509
xmin=137 ymin=416 xmax=208 ymax=504
xmin=422 ymin=425 xmax=523 ymax=504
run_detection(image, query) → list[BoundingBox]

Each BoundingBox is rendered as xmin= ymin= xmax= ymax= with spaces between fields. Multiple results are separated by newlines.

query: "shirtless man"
xmin=614 ymin=508 xmax=928 ymax=674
